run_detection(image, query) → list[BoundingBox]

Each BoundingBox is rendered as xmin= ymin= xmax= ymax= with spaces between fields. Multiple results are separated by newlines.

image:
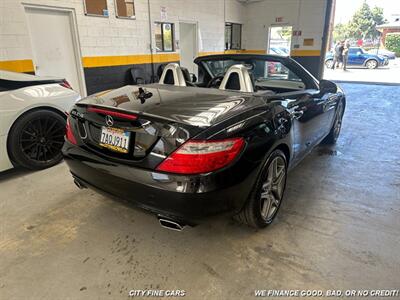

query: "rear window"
xmin=0 ymin=79 xmax=19 ymax=91
xmin=0 ymin=82 xmax=10 ymax=92
xmin=0 ymin=79 xmax=62 ymax=91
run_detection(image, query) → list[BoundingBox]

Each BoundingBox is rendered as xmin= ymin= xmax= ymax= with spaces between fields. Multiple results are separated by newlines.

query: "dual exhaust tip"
xmin=158 ymin=216 xmax=186 ymax=231
xmin=74 ymin=179 xmax=186 ymax=232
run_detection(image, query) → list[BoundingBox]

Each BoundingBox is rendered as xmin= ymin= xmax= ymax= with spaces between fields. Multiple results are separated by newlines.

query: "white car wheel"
xmin=325 ymin=59 xmax=334 ymax=68
xmin=366 ymin=60 xmax=378 ymax=69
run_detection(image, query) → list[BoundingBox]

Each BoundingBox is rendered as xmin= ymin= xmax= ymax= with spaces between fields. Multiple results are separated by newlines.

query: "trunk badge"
xmin=105 ymin=115 xmax=114 ymax=127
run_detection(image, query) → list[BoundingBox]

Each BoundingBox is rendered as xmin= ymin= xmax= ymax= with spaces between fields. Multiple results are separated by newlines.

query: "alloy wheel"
xmin=325 ymin=60 xmax=333 ymax=69
xmin=366 ymin=60 xmax=377 ymax=69
xmin=260 ymin=156 xmax=286 ymax=222
xmin=19 ymin=116 xmax=65 ymax=163
xmin=333 ymin=102 xmax=344 ymax=140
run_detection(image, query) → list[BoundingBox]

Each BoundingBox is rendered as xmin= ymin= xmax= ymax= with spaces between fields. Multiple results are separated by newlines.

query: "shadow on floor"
xmin=0 ymin=166 xmax=35 ymax=183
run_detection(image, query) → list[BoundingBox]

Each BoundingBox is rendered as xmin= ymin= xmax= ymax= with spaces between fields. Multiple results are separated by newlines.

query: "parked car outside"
xmin=278 ymin=47 xmax=290 ymax=55
xmin=367 ymin=48 xmax=396 ymax=60
xmin=269 ymin=47 xmax=287 ymax=55
xmin=325 ymin=47 xmax=389 ymax=69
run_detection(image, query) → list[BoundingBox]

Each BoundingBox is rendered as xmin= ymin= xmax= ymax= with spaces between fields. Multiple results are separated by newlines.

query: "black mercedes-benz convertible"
xmin=62 ymin=54 xmax=345 ymax=230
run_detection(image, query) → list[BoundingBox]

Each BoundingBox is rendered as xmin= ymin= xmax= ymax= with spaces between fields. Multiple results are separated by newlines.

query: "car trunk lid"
xmin=70 ymin=84 xmax=262 ymax=169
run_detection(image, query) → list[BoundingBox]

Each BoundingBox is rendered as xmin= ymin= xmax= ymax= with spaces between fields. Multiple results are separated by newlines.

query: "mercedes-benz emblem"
xmin=105 ymin=115 xmax=114 ymax=127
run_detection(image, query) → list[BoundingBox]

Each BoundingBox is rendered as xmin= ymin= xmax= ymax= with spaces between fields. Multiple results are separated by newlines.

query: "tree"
xmin=277 ymin=27 xmax=292 ymax=41
xmin=385 ymin=33 xmax=400 ymax=56
xmin=333 ymin=23 xmax=350 ymax=42
xmin=332 ymin=2 xmax=386 ymax=43
xmin=346 ymin=2 xmax=386 ymax=40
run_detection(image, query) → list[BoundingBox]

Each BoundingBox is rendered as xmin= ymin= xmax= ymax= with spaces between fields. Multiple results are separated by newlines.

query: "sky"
xmin=334 ymin=0 xmax=400 ymax=24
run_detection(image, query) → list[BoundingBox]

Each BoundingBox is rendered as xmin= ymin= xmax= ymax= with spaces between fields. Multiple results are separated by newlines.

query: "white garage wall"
xmin=0 ymin=0 xmax=32 ymax=61
xmin=243 ymin=0 xmax=328 ymax=53
xmin=1 ymin=0 xmax=153 ymax=60
xmin=0 ymin=0 xmax=328 ymax=64
xmin=0 ymin=0 xmax=329 ymax=93
xmin=148 ymin=0 xmax=224 ymax=53
xmin=0 ymin=0 xmax=247 ymax=63
xmin=225 ymin=0 xmax=246 ymax=25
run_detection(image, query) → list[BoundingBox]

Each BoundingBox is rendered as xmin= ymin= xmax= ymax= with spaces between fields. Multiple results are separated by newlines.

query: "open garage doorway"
xmin=322 ymin=0 xmax=399 ymax=84
xmin=267 ymin=26 xmax=292 ymax=55
xmin=179 ymin=22 xmax=198 ymax=76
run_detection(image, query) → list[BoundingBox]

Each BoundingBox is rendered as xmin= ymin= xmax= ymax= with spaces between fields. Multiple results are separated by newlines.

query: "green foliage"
xmin=385 ymin=33 xmax=400 ymax=56
xmin=333 ymin=2 xmax=386 ymax=42
xmin=277 ymin=27 xmax=292 ymax=41
xmin=333 ymin=23 xmax=350 ymax=41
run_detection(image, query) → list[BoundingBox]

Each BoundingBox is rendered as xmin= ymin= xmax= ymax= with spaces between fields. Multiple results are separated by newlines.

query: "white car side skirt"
xmin=0 ymin=134 xmax=13 ymax=172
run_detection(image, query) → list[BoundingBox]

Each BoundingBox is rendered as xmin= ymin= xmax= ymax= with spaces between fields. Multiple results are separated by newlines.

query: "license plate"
xmin=99 ymin=127 xmax=130 ymax=153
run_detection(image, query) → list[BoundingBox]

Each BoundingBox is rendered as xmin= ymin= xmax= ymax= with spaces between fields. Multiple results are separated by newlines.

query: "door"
xmin=179 ymin=22 xmax=197 ymax=75
xmin=348 ymin=48 xmax=365 ymax=65
xmin=265 ymin=61 xmax=335 ymax=166
xmin=25 ymin=7 xmax=84 ymax=95
xmin=288 ymin=90 xmax=337 ymax=165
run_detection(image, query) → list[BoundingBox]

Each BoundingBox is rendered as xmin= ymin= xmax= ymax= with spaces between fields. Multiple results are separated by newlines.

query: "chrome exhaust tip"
xmin=74 ymin=178 xmax=87 ymax=189
xmin=158 ymin=216 xmax=185 ymax=231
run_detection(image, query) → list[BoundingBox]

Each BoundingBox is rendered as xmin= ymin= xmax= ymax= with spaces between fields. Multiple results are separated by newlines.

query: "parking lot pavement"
xmin=324 ymin=58 xmax=400 ymax=84
xmin=0 ymin=84 xmax=400 ymax=299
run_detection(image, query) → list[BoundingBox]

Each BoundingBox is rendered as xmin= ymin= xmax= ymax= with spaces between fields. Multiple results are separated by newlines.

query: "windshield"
xmin=202 ymin=58 xmax=304 ymax=91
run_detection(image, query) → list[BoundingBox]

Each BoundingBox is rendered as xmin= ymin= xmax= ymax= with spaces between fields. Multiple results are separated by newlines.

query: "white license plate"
xmin=99 ymin=127 xmax=130 ymax=153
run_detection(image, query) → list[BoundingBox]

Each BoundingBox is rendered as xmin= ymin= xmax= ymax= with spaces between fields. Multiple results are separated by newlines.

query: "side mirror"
xmin=319 ymin=79 xmax=337 ymax=94
xmin=357 ymin=51 xmax=362 ymax=56
xmin=190 ymin=73 xmax=197 ymax=83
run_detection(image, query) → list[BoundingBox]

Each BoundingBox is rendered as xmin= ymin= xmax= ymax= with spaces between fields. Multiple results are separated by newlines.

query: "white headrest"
xmin=219 ymin=64 xmax=254 ymax=93
xmin=159 ymin=63 xmax=187 ymax=86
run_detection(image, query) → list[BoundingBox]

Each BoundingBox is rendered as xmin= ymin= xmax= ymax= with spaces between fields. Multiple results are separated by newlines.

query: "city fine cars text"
xmin=254 ymin=289 xmax=400 ymax=297
xmin=128 ymin=289 xmax=186 ymax=297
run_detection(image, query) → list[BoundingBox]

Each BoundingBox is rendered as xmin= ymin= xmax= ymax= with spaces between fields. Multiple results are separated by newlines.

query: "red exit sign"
xmin=275 ymin=17 xmax=283 ymax=23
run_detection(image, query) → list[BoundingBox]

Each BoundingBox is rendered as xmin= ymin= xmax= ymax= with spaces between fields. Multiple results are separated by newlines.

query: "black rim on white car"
xmin=19 ymin=116 xmax=65 ymax=163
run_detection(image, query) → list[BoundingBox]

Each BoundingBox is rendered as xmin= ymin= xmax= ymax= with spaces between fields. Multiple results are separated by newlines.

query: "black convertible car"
xmin=62 ymin=54 xmax=345 ymax=230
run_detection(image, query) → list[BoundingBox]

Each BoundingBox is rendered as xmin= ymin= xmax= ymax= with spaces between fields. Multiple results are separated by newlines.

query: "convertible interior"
xmin=157 ymin=56 xmax=313 ymax=94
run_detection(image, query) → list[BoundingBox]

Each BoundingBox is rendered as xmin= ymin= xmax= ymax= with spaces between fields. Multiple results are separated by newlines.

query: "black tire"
xmin=365 ymin=59 xmax=378 ymax=69
xmin=234 ymin=149 xmax=287 ymax=228
xmin=8 ymin=109 xmax=66 ymax=170
xmin=322 ymin=101 xmax=344 ymax=145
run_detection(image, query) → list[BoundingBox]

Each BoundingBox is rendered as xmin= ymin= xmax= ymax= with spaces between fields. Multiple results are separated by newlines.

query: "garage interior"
xmin=1 ymin=0 xmax=400 ymax=299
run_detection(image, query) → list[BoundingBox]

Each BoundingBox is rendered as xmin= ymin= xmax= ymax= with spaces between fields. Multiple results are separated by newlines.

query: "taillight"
xmin=65 ymin=117 xmax=77 ymax=145
xmin=156 ymin=137 xmax=245 ymax=174
xmin=60 ymin=79 xmax=73 ymax=90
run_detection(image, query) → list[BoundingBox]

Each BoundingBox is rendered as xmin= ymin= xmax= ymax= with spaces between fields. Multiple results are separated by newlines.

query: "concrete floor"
xmin=1 ymin=83 xmax=399 ymax=299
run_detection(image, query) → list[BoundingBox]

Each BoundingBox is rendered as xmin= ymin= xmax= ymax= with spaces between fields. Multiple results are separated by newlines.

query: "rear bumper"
xmin=62 ymin=142 xmax=259 ymax=224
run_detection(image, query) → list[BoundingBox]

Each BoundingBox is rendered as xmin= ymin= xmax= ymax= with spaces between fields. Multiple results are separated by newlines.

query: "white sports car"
xmin=0 ymin=70 xmax=80 ymax=172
